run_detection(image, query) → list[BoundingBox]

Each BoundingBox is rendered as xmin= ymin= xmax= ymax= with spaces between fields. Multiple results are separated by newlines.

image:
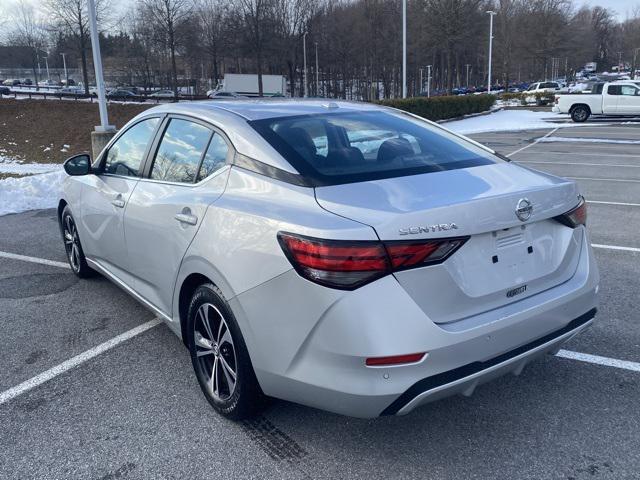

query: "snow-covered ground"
xmin=445 ymin=109 xmax=576 ymax=135
xmin=0 ymin=170 xmax=65 ymax=216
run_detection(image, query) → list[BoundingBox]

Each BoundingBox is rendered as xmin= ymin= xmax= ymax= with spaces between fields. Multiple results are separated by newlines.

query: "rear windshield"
xmin=249 ymin=110 xmax=500 ymax=186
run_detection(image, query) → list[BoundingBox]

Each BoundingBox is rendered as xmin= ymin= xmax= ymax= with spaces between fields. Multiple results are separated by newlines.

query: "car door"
xmin=80 ymin=116 xmax=162 ymax=281
xmin=604 ymin=85 xmax=621 ymax=114
xmin=616 ymin=84 xmax=640 ymax=115
xmin=123 ymin=116 xmax=232 ymax=315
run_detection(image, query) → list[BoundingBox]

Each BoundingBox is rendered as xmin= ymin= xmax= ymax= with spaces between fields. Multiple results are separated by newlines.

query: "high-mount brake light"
xmin=554 ymin=196 xmax=587 ymax=228
xmin=278 ymin=232 xmax=468 ymax=290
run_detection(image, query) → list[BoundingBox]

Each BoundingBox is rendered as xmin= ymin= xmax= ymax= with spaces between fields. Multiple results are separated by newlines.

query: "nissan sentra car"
xmin=58 ymin=100 xmax=598 ymax=419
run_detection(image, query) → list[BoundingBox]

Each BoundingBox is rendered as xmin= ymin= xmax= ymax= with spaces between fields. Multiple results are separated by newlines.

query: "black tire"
xmin=186 ymin=283 xmax=265 ymax=420
xmin=60 ymin=206 xmax=94 ymax=278
xmin=571 ymin=105 xmax=590 ymax=123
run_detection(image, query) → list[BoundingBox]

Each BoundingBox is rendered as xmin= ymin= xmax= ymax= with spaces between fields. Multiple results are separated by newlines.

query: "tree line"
xmin=4 ymin=0 xmax=640 ymax=98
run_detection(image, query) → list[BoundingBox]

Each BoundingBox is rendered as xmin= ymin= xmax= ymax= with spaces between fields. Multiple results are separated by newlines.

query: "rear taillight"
xmin=555 ymin=196 xmax=587 ymax=228
xmin=278 ymin=232 xmax=468 ymax=290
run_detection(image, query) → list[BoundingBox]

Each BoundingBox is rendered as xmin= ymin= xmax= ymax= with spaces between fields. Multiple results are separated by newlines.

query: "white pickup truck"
xmin=553 ymin=81 xmax=640 ymax=122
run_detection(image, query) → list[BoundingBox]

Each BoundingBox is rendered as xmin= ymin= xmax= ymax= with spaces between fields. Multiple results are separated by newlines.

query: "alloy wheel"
xmin=63 ymin=215 xmax=81 ymax=272
xmin=194 ymin=303 xmax=238 ymax=402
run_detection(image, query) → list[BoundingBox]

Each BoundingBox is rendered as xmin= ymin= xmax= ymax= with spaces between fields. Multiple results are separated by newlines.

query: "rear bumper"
xmin=383 ymin=308 xmax=596 ymax=415
xmin=231 ymin=227 xmax=598 ymax=418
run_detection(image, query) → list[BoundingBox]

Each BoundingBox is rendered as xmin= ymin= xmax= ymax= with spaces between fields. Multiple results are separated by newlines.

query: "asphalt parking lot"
xmin=1 ymin=123 xmax=639 ymax=479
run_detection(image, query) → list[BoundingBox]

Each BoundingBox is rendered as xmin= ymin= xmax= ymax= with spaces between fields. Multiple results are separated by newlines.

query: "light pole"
xmin=486 ymin=10 xmax=496 ymax=94
xmin=44 ymin=56 xmax=50 ymax=81
xmin=315 ymin=41 xmax=319 ymax=97
xmin=427 ymin=64 xmax=432 ymax=97
xmin=402 ymin=0 xmax=407 ymax=98
xmin=87 ymin=0 xmax=115 ymax=158
xmin=419 ymin=67 xmax=423 ymax=94
xmin=60 ymin=52 xmax=68 ymax=84
xmin=303 ymin=32 xmax=308 ymax=98
xmin=465 ymin=64 xmax=471 ymax=87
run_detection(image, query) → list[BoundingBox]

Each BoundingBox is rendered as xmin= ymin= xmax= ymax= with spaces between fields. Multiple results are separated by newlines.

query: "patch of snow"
xmin=0 ymin=160 xmax=61 ymax=175
xmin=444 ymin=110 xmax=580 ymax=135
xmin=63 ymin=144 xmax=70 ymax=148
xmin=60 ymin=148 xmax=68 ymax=152
xmin=538 ymin=136 xmax=640 ymax=145
xmin=43 ymin=147 xmax=51 ymax=152
xmin=0 ymin=170 xmax=65 ymax=216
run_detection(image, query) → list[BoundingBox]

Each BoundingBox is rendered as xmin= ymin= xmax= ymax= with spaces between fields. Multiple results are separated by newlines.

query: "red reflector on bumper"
xmin=366 ymin=352 xmax=426 ymax=367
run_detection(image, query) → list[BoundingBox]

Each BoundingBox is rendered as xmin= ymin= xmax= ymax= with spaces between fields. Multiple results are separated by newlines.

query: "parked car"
xmin=0 ymin=85 xmax=10 ymax=96
xmin=553 ymin=81 xmax=640 ymax=121
xmin=149 ymin=89 xmax=177 ymax=99
xmin=524 ymin=81 xmax=561 ymax=104
xmin=61 ymin=79 xmax=76 ymax=86
xmin=206 ymin=90 xmax=247 ymax=99
xmin=3 ymin=79 xmax=20 ymax=86
xmin=20 ymin=78 xmax=33 ymax=85
xmin=106 ymin=89 xmax=139 ymax=100
xmin=59 ymin=86 xmax=84 ymax=95
xmin=58 ymin=100 xmax=599 ymax=420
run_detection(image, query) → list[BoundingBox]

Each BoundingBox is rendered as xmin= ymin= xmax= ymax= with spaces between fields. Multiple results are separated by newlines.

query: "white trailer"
xmin=213 ymin=74 xmax=286 ymax=97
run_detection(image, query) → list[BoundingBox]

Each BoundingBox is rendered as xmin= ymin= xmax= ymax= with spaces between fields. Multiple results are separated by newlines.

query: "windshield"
xmin=249 ymin=110 xmax=501 ymax=186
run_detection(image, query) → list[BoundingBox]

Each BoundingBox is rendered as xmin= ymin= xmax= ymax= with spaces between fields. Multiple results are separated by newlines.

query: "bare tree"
xmin=44 ymin=0 xmax=111 ymax=94
xmin=239 ymin=0 xmax=271 ymax=96
xmin=9 ymin=0 xmax=47 ymax=90
xmin=142 ymin=0 xmax=192 ymax=96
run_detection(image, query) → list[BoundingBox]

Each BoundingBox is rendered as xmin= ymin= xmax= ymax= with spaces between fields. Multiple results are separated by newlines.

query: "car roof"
xmin=148 ymin=99 xmax=383 ymax=121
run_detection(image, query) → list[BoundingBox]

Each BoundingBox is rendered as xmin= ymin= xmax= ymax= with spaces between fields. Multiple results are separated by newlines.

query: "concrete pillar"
xmin=90 ymin=129 xmax=117 ymax=160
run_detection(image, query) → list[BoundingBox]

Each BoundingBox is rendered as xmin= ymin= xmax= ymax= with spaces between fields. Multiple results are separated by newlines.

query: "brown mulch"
xmin=0 ymin=99 xmax=153 ymax=164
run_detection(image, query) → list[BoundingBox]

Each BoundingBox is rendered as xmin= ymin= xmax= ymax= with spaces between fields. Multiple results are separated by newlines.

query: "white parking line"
xmin=592 ymin=244 xmax=640 ymax=253
xmin=0 ymin=318 xmax=162 ymax=406
xmin=568 ymin=176 xmax=640 ymax=183
xmin=506 ymin=127 xmax=559 ymax=157
xmin=0 ymin=251 xmax=70 ymax=269
xmin=517 ymin=160 xmax=640 ymax=168
xmin=588 ymin=200 xmax=640 ymax=207
xmin=556 ymin=350 xmax=640 ymax=373
xmin=516 ymin=151 xmax=640 ymax=158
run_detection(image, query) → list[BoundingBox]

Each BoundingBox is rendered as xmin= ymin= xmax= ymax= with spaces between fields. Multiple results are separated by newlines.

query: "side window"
xmin=607 ymin=85 xmax=621 ymax=95
xmin=197 ymin=133 xmax=229 ymax=181
xmin=620 ymin=85 xmax=639 ymax=96
xmin=150 ymin=119 xmax=212 ymax=183
xmin=104 ymin=117 xmax=159 ymax=177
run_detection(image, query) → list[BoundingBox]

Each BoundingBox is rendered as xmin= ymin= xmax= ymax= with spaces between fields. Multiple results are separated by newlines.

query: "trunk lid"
xmin=315 ymin=163 xmax=583 ymax=324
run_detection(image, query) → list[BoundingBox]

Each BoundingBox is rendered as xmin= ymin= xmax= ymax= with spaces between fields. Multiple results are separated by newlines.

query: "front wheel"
xmin=186 ymin=284 xmax=265 ymax=420
xmin=571 ymin=106 xmax=590 ymax=123
xmin=60 ymin=206 xmax=94 ymax=278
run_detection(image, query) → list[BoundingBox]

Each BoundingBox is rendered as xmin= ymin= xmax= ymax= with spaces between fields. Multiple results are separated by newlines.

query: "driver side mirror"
xmin=63 ymin=154 xmax=91 ymax=176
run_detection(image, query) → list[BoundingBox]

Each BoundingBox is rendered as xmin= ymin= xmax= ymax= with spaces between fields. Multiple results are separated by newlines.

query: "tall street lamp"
xmin=87 ymin=0 xmax=115 ymax=158
xmin=303 ymin=32 xmax=308 ymax=98
xmin=315 ymin=42 xmax=319 ymax=97
xmin=402 ymin=0 xmax=407 ymax=98
xmin=60 ymin=52 xmax=68 ymax=84
xmin=486 ymin=10 xmax=497 ymax=94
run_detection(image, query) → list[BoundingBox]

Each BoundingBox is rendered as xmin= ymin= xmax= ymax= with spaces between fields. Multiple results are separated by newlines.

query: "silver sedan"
xmin=58 ymin=100 xmax=598 ymax=419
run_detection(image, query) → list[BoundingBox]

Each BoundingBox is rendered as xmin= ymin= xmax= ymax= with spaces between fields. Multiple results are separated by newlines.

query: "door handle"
xmin=174 ymin=213 xmax=198 ymax=226
xmin=111 ymin=198 xmax=125 ymax=208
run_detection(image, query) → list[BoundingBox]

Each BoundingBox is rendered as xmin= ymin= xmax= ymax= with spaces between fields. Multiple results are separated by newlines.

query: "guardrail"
xmin=0 ymin=89 xmax=209 ymax=103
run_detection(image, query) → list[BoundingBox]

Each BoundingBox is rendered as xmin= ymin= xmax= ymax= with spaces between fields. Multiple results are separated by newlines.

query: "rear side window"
xmin=249 ymin=111 xmax=500 ymax=186
xmin=104 ymin=117 xmax=160 ymax=177
xmin=607 ymin=85 xmax=621 ymax=95
xmin=150 ymin=119 xmax=212 ymax=183
xmin=197 ymin=133 xmax=229 ymax=181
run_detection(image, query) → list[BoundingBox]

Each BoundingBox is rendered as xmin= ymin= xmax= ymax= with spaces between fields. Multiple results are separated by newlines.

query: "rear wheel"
xmin=571 ymin=105 xmax=590 ymax=123
xmin=186 ymin=283 xmax=265 ymax=420
xmin=61 ymin=206 xmax=94 ymax=278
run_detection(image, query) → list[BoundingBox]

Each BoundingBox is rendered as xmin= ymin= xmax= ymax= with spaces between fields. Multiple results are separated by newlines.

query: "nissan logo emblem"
xmin=515 ymin=198 xmax=533 ymax=222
